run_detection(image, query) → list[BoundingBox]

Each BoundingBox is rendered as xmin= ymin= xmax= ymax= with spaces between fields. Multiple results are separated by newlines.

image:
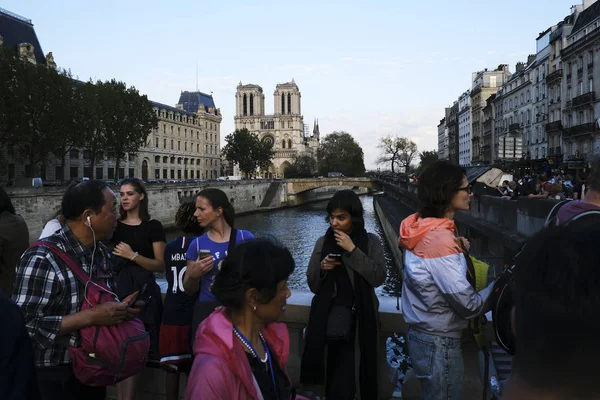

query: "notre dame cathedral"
xmin=234 ymin=80 xmax=320 ymax=178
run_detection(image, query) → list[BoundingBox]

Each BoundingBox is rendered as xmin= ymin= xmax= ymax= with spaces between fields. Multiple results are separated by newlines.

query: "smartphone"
xmin=198 ymin=250 xmax=212 ymax=260
xmin=328 ymin=253 xmax=342 ymax=260
xmin=128 ymin=283 xmax=147 ymax=308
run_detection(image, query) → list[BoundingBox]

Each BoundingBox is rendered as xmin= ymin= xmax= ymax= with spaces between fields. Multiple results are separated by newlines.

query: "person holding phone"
xmin=301 ymin=190 xmax=386 ymax=400
xmin=182 ymin=188 xmax=254 ymax=342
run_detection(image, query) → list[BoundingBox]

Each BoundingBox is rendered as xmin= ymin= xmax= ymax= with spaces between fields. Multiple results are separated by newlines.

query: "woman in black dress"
xmin=112 ymin=178 xmax=166 ymax=400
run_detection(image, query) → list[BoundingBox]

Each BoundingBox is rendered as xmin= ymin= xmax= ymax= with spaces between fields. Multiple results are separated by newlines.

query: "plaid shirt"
xmin=11 ymin=224 xmax=114 ymax=367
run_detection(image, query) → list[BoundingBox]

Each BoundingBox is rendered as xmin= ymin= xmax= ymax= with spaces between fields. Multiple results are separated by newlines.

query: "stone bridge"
xmin=285 ymin=177 xmax=381 ymax=195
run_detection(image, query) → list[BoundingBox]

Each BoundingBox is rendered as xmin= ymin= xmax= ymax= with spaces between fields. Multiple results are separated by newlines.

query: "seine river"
xmin=165 ymin=195 xmax=402 ymax=297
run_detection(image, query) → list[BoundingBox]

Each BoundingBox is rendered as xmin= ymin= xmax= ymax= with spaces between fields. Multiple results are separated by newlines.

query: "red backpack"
xmin=35 ymin=241 xmax=150 ymax=386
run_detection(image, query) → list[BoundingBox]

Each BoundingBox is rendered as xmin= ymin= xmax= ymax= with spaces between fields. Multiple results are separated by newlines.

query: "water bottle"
xmin=490 ymin=375 xmax=501 ymax=397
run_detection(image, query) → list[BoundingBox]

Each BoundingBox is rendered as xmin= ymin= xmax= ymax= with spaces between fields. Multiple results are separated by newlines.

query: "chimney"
xmin=516 ymin=62 xmax=524 ymax=73
xmin=527 ymin=54 xmax=536 ymax=65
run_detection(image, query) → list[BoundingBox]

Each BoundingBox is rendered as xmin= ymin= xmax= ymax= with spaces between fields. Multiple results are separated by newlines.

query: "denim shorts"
xmin=407 ymin=327 xmax=464 ymax=400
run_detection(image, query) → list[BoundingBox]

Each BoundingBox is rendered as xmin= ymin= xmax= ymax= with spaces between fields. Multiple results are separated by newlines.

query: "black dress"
xmin=245 ymin=347 xmax=291 ymax=400
xmin=112 ymin=219 xmax=166 ymax=363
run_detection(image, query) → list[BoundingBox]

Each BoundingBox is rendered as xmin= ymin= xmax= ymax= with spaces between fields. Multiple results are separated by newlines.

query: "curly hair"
xmin=417 ymin=161 xmax=466 ymax=219
xmin=175 ymin=202 xmax=203 ymax=235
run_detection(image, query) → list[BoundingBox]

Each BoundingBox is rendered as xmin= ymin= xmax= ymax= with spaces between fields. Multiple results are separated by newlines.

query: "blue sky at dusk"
xmin=2 ymin=0 xmax=577 ymax=168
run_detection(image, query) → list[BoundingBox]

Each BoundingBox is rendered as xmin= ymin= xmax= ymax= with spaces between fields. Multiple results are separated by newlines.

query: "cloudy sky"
xmin=4 ymin=0 xmax=576 ymax=169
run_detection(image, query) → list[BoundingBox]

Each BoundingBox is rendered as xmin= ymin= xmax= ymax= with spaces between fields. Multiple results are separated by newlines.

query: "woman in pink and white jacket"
xmin=185 ymin=238 xmax=308 ymax=400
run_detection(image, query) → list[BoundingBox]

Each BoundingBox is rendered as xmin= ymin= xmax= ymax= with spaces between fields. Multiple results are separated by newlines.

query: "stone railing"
xmin=105 ymin=292 xmax=409 ymax=400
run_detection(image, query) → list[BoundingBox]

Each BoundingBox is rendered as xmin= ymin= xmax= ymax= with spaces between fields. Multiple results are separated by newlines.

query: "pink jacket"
xmin=185 ymin=308 xmax=308 ymax=400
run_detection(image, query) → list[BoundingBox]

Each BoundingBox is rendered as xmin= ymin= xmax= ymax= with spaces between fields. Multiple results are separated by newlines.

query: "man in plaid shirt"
xmin=12 ymin=180 xmax=142 ymax=400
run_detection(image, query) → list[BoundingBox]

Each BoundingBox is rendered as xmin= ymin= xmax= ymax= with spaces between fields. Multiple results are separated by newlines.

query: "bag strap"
xmin=32 ymin=241 xmax=90 ymax=284
xmin=227 ymin=228 xmax=238 ymax=257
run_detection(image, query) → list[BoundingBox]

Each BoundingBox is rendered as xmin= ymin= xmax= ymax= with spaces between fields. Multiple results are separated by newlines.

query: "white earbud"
xmin=86 ymin=215 xmax=91 ymax=227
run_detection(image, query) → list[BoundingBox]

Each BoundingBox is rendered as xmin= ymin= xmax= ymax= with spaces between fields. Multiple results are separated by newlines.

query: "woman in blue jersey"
xmin=159 ymin=202 xmax=204 ymax=400
xmin=182 ymin=188 xmax=254 ymax=341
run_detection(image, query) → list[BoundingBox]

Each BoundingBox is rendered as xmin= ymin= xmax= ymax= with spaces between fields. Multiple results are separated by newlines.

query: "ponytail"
xmin=197 ymin=188 xmax=235 ymax=228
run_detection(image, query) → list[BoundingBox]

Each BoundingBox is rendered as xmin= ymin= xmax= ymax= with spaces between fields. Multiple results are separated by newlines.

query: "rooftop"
xmin=572 ymin=0 xmax=600 ymax=34
xmin=177 ymin=91 xmax=217 ymax=114
xmin=0 ymin=7 xmax=46 ymax=63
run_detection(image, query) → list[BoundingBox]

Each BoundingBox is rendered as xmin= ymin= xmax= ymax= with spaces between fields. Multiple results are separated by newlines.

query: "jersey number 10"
xmin=171 ymin=266 xmax=186 ymax=293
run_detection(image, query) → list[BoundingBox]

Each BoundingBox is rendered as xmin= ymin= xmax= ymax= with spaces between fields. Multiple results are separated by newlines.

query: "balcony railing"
xmin=545 ymin=121 xmax=563 ymax=132
xmin=546 ymin=69 xmax=563 ymax=84
xmin=509 ymin=123 xmax=521 ymax=133
xmin=563 ymin=122 xmax=596 ymax=138
xmin=572 ymin=91 xmax=596 ymax=107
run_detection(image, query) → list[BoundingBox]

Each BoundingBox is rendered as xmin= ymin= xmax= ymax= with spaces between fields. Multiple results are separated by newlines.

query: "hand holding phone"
xmin=127 ymin=283 xmax=147 ymax=308
xmin=198 ymin=250 xmax=212 ymax=260
xmin=327 ymin=253 xmax=342 ymax=261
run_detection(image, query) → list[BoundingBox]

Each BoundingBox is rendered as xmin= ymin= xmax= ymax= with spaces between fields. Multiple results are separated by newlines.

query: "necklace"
xmin=233 ymin=328 xmax=268 ymax=363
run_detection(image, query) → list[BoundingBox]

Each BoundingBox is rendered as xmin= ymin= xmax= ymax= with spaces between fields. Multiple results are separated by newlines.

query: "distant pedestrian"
xmin=0 ymin=186 xmax=29 ymax=295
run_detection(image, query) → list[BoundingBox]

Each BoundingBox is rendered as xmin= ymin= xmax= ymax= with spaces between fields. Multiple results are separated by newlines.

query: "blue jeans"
xmin=407 ymin=327 xmax=464 ymax=400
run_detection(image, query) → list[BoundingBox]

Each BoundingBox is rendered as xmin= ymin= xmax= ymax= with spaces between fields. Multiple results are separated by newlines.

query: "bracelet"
xmin=130 ymin=252 xmax=139 ymax=261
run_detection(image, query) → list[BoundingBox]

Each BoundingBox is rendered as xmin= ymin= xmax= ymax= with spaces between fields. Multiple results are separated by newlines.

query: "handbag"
xmin=326 ymin=304 xmax=355 ymax=342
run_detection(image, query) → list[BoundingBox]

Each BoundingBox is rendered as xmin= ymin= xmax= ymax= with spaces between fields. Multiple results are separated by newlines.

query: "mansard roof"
xmin=152 ymin=101 xmax=196 ymax=117
xmin=0 ymin=8 xmax=46 ymax=63
xmin=177 ymin=91 xmax=216 ymax=113
xmin=572 ymin=1 xmax=600 ymax=34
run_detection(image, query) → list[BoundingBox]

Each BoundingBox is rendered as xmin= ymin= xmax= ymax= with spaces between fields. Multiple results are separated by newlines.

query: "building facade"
xmin=470 ymin=66 xmax=511 ymax=164
xmin=458 ymin=90 xmax=472 ymax=166
xmin=560 ymin=1 xmax=600 ymax=166
xmin=437 ymin=116 xmax=447 ymax=160
xmin=234 ymin=80 xmax=319 ymax=177
xmin=447 ymin=102 xmax=459 ymax=164
xmin=0 ymin=8 xmax=223 ymax=184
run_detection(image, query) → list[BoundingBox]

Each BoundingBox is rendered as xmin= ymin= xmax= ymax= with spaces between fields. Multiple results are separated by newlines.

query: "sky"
xmin=2 ymin=0 xmax=579 ymax=169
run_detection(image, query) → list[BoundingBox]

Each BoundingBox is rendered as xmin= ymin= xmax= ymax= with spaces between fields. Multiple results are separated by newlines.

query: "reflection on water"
xmin=166 ymin=195 xmax=402 ymax=297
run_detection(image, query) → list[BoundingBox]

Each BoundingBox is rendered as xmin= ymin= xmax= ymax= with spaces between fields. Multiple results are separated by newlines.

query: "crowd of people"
xmin=1 ymin=158 xmax=599 ymax=400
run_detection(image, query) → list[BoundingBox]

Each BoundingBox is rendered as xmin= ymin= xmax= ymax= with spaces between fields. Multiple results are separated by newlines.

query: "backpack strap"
xmin=544 ymin=199 xmax=571 ymax=227
xmin=32 ymin=241 xmax=90 ymax=284
xmin=567 ymin=210 xmax=600 ymax=224
xmin=227 ymin=229 xmax=238 ymax=257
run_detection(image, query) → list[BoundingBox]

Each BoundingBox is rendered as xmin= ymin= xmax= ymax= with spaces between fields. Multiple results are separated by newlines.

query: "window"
xmin=70 ymin=150 xmax=79 ymax=160
xmin=185 ymin=142 xmax=187 ymax=151
xmin=282 ymin=140 xmax=286 ymax=149
xmin=108 ymin=168 xmax=114 ymax=180
xmin=155 ymin=137 xmax=159 ymax=147
xmin=243 ymin=94 xmax=247 ymax=116
xmin=178 ymin=127 xmax=181 ymax=136
xmin=210 ymin=134 xmax=212 ymax=142
xmin=288 ymin=139 xmax=292 ymax=149
xmin=206 ymin=132 xmax=208 ymax=140
xmin=155 ymin=156 xmax=160 ymax=163
xmin=171 ymin=140 xmax=174 ymax=149
xmin=250 ymin=94 xmax=254 ymax=116
xmin=163 ymin=138 xmax=166 ymax=148
xmin=590 ymin=78 xmax=594 ymax=93
xmin=281 ymin=93 xmax=285 ymax=115
xmin=178 ymin=141 xmax=181 ymax=150
xmin=185 ymin=129 xmax=187 ymax=137
xmin=163 ymin=125 xmax=166 ymax=134
xmin=155 ymin=169 xmax=160 ymax=179
xmin=197 ymin=144 xmax=199 ymax=152
xmin=128 ymin=168 xmax=134 ymax=178
xmin=96 ymin=168 xmax=103 ymax=180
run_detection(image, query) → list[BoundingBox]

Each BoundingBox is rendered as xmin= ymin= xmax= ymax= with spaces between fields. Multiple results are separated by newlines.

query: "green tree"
xmin=79 ymin=81 xmax=104 ymax=179
xmin=48 ymin=70 xmax=88 ymax=183
xmin=317 ymin=131 xmax=365 ymax=177
xmin=284 ymin=155 xmax=317 ymax=178
xmin=99 ymin=79 xmax=158 ymax=182
xmin=417 ymin=150 xmax=438 ymax=175
xmin=222 ymin=129 xmax=275 ymax=177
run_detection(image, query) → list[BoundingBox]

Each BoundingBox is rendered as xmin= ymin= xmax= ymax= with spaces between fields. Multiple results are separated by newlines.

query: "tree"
xmin=284 ymin=155 xmax=317 ymax=178
xmin=99 ymin=79 xmax=158 ymax=182
xmin=222 ymin=129 xmax=275 ymax=177
xmin=376 ymin=136 xmax=418 ymax=174
xmin=417 ymin=150 xmax=438 ymax=175
xmin=316 ymin=131 xmax=365 ymax=177
xmin=48 ymin=70 xmax=87 ymax=183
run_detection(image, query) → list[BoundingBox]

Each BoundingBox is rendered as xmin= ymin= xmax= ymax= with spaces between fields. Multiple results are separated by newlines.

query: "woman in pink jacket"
xmin=185 ymin=238 xmax=308 ymax=400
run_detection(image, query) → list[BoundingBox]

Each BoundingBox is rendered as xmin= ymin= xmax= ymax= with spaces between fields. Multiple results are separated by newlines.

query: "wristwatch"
xmin=130 ymin=252 xmax=139 ymax=261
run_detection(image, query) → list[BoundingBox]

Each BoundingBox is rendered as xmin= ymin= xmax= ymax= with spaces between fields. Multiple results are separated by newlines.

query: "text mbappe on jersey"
xmin=171 ymin=253 xmax=186 ymax=261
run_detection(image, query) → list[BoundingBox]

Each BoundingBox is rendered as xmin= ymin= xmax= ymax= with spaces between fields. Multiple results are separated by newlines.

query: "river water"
xmin=165 ymin=195 xmax=402 ymax=297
